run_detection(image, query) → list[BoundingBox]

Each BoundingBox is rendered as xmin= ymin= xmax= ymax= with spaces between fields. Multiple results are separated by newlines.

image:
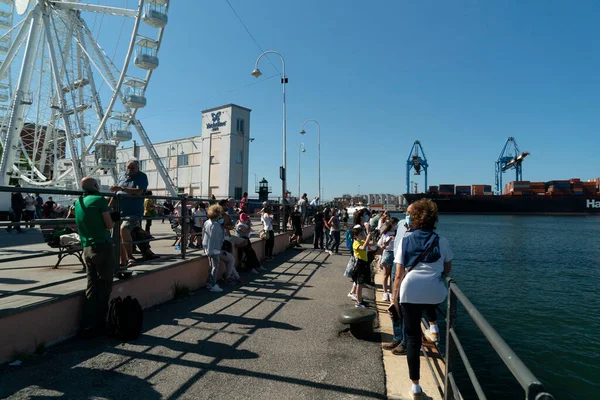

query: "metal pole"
xmin=316 ymin=121 xmax=321 ymax=201
xmin=298 ymin=144 xmax=301 ymax=198
xmin=282 ymin=60 xmax=287 ymax=231
xmin=253 ymin=50 xmax=287 ymax=231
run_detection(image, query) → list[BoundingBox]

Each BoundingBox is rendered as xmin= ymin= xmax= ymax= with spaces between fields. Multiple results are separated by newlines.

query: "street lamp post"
xmin=298 ymin=142 xmax=306 ymax=198
xmin=251 ymin=50 xmax=288 ymax=228
xmin=300 ymin=119 xmax=321 ymax=200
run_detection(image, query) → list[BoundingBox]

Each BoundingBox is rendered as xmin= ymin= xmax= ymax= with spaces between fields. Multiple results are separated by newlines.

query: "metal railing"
xmin=0 ymin=185 xmax=308 ymax=270
xmin=442 ymin=278 xmax=555 ymax=400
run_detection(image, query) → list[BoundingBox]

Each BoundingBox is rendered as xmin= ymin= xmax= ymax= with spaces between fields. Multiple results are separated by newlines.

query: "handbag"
xmin=259 ymin=229 xmax=267 ymax=239
xmin=344 ymin=255 xmax=358 ymax=278
xmin=221 ymin=240 xmax=233 ymax=253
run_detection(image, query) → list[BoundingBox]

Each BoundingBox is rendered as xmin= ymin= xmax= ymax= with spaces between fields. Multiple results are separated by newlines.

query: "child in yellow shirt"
xmin=351 ymin=226 xmax=373 ymax=308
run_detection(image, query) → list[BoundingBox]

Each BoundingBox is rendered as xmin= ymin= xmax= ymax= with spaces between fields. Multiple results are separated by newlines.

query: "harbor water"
xmin=392 ymin=213 xmax=600 ymax=399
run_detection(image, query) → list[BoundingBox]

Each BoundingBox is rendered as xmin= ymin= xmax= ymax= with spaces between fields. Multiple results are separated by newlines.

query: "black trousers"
xmin=83 ymin=243 xmax=115 ymax=330
xmin=240 ymin=238 xmax=261 ymax=268
xmin=265 ymin=230 xmax=275 ymax=257
xmin=401 ymin=303 xmax=438 ymax=381
xmin=7 ymin=210 xmax=22 ymax=232
xmin=313 ymin=226 xmax=324 ymax=249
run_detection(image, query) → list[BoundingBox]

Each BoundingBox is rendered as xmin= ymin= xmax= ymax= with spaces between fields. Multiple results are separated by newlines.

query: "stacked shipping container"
xmin=456 ymin=185 xmax=471 ymax=196
xmin=583 ymin=180 xmax=597 ymax=195
xmin=571 ymin=179 xmax=583 ymax=196
xmin=427 ymin=179 xmax=598 ymax=197
xmin=472 ymin=185 xmax=492 ymax=195
xmin=439 ymin=184 xmax=455 ymax=195
xmin=547 ymin=180 xmax=571 ymax=195
xmin=505 ymin=181 xmax=531 ymax=196
xmin=530 ymin=182 xmax=545 ymax=195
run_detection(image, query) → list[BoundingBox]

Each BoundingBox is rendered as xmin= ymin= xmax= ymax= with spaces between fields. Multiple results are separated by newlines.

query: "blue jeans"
xmin=324 ymin=229 xmax=331 ymax=249
xmin=391 ymin=263 xmax=406 ymax=345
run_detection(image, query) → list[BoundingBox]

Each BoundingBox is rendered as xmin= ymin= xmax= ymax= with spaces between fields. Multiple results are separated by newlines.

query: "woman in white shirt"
xmin=261 ymin=207 xmax=275 ymax=260
xmin=391 ymin=199 xmax=452 ymax=399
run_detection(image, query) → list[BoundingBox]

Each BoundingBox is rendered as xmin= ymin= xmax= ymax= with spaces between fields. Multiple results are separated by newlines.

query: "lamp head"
xmin=301 ymin=148 xmax=306 ymax=153
xmin=300 ymin=129 xmax=306 ymax=135
xmin=251 ymin=68 xmax=262 ymax=78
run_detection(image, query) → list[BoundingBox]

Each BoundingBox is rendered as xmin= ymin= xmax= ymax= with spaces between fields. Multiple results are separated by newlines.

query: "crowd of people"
xmin=52 ymin=159 xmax=296 ymax=336
xmin=5 ymin=159 xmax=450 ymax=397
xmin=341 ymin=200 xmax=452 ymax=399
xmin=5 ymin=186 xmax=64 ymax=233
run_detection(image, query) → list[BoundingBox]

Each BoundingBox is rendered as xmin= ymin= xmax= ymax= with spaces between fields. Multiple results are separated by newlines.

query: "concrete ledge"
xmin=0 ymin=225 xmax=314 ymax=364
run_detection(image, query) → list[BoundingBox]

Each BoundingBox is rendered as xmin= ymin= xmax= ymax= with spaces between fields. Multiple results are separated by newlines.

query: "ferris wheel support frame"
xmin=41 ymin=6 xmax=83 ymax=186
xmin=0 ymin=5 xmax=43 ymax=187
xmin=0 ymin=0 xmax=176 ymax=196
xmin=78 ymin=1 xmax=144 ymax=159
xmin=75 ymin=5 xmax=178 ymax=196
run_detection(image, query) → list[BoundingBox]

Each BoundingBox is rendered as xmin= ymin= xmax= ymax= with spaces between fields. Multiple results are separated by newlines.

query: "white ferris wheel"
xmin=0 ymin=0 xmax=177 ymax=195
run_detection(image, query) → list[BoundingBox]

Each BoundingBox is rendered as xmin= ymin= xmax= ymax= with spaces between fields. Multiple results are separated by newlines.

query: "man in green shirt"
xmin=74 ymin=177 xmax=114 ymax=336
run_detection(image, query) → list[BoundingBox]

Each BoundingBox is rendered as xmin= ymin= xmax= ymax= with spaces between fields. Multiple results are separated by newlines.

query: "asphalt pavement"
xmin=0 ymin=244 xmax=385 ymax=400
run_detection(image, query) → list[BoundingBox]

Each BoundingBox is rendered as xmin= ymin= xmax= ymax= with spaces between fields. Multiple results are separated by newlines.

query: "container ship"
xmin=403 ymin=179 xmax=600 ymax=215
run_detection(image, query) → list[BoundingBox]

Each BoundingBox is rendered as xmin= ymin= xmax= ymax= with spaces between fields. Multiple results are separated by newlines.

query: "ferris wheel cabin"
xmin=123 ymin=79 xmax=147 ymax=108
xmin=95 ymin=143 xmax=117 ymax=168
xmin=143 ymin=0 xmax=169 ymax=28
xmin=0 ymin=9 xmax=10 ymax=29
xmin=134 ymin=38 xmax=159 ymax=70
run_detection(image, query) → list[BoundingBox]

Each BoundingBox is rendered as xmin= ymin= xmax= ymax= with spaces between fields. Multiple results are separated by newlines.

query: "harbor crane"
xmin=406 ymin=140 xmax=428 ymax=194
xmin=495 ymin=137 xmax=530 ymax=194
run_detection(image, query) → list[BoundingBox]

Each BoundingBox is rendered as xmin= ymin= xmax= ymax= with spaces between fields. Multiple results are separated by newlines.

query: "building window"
xmin=236 ymin=119 xmax=244 ymax=134
xmin=160 ymin=157 xmax=167 ymax=168
xmin=236 ymin=150 xmax=243 ymax=164
xmin=210 ymin=155 xmax=218 ymax=164
xmin=139 ymin=160 xmax=147 ymax=170
xmin=118 ymin=162 xmax=125 ymax=172
xmin=177 ymin=154 xmax=189 ymax=166
xmin=234 ymin=187 xmax=242 ymax=199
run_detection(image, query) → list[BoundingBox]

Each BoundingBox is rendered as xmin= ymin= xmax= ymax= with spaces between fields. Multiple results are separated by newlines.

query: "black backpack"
xmin=108 ymin=296 xmax=143 ymax=342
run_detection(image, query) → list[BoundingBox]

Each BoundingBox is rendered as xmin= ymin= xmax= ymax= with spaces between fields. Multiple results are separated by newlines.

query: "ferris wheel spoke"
xmin=40 ymin=7 xmax=83 ymax=184
xmin=48 ymin=1 xmax=139 ymax=18
xmin=0 ymin=5 xmax=44 ymax=185
xmin=0 ymin=7 xmax=34 ymax=90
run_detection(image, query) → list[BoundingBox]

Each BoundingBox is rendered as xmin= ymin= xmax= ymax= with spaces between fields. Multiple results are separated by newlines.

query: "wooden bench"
xmin=40 ymin=227 xmax=85 ymax=270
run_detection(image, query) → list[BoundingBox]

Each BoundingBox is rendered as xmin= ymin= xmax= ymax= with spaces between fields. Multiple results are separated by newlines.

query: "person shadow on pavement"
xmin=3 ymin=367 xmax=162 ymax=400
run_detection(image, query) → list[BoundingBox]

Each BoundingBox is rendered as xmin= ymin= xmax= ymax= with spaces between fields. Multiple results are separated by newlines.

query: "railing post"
xmin=181 ymin=196 xmax=187 ymax=259
xmin=444 ymin=279 xmax=457 ymax=400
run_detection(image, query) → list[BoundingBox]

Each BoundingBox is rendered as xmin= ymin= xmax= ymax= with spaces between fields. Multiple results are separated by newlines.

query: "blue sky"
xmin=133 ymin=0 xmax=599 ymax=199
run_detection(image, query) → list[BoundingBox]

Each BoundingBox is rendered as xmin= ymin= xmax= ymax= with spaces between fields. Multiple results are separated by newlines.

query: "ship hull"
xmin=403 ymin=194 xmax=600 ymax=215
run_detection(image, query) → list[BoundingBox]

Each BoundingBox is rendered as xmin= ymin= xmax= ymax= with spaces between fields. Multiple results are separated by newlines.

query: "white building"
xmin=100 ymin=104 xmax=251 ymax=199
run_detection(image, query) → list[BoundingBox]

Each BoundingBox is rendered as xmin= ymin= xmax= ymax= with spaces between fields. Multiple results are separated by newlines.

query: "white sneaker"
xmin=251 ymin=268 xmax=259 ymax=274
xmin=424 ymin=328 xmax=439 ymax=343
xmin=209 ymin=284 xmax=223 ymax=292
xmin=349 ymin=293 xmax=358 ymax=301
xmin=381 ymin=292 xmax=389 ymax=301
